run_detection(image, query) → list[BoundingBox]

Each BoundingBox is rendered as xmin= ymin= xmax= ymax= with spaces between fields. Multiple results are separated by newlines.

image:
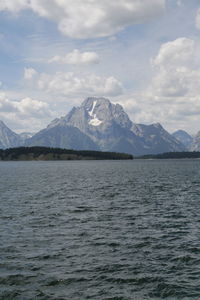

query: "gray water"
xmin=0 ymin=160 xmax=200 ymax=300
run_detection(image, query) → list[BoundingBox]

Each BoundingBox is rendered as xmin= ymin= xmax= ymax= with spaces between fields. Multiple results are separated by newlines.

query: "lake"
xmin=0 ymin=160 xmax=200 ymax=299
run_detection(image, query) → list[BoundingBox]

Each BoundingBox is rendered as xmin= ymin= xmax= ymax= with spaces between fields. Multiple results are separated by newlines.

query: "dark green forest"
xmin=139 ymin=152 xmax=200 ymax=159
xmin=0 ymin=147 xmax=133 ymax=161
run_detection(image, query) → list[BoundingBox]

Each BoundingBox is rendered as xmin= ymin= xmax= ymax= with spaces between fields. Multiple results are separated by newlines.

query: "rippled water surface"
xmin=1 ymin=160 xmax=200 ymax=300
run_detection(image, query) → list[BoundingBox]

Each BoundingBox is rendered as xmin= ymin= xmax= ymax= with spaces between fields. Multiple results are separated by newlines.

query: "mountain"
xmin=172 ymin=130 xmax=193 ymax=149
xmin=0 ymin=97 xmax=187 ymax=155
xmin=26 ymin=125 xmax=99 ymax=151
xmin=47 ymin=97 xmax=146 ymax=155
xmin=19 ymin=132 xmax=35 ymax=142
xmin=132 ymin=123 xmax=186 ymax=154
xmin=190 ymin=131 xmax=200 ymax=151
xmin=45 ymin=97 xmax=186 ymax=155
xmin=0 ymin=120 xmax=22 ymax=149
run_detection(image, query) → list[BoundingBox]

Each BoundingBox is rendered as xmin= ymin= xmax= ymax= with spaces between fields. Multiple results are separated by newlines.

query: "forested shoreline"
xmin=139 ymin=152 xmax=200 ymax=159
xmin=0 ymin=147 xmax=133 ymax=161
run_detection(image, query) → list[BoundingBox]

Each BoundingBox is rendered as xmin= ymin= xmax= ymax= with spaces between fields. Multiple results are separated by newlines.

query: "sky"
xmin=0 ymin=0 xmax=200 ymax=134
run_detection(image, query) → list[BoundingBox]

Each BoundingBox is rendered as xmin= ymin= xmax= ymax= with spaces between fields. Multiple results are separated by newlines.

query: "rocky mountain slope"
xmin=172 ymin=130 xmax=193 ymax=149
xmin=0 ymin=121 xmax=22 ymax=149
xmin=46 ymin=97 xmax=143 ymax=154
xmin=190 ymin=131 xmax=200 ymax=151
xmin=132 ymin=123 xmax=185 ymax=154
xmin=26 ymin=125 xmax=99 ymax=151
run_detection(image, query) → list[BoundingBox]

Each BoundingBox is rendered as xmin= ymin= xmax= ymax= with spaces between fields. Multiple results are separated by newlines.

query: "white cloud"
xmin=49 ymin=49 xmax=100 ymax=65
xmin=115 ymin=91 xmax=200 ymax=134
xmin=0 ymin=92 xmax=51 ymax=119
xmin=196 ymin=8 xmax=200 ymax=30
xmin=0 ymin=91 xmax=54 ymax=132
xmin=153 ymin=38 xmax=195 ymax=67
xmin=115 ymin=37 xmax=200 ymax=133
xmin=0 ymin=0 xmax=29 ymax=12
xmin=0 ymin=0 xmax=166 ymax=38
xmin=150 ymin=37 xmax=200 ymax=97
xmin=0 ymin=92 xmax=17 ymax=112
xmin=25 ymin=70 xmax=123 ymax=97
xmin=16 ymin=97 xmax=50 ymax=118
xmin=24 ymin=67 xmax=37 ymax=80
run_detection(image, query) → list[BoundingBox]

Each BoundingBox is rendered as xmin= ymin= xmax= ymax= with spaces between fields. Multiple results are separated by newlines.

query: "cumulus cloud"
xmin=25 ymin=70 xmax=123 ymax=97
xmin=49 ymin=49 xmax=100 ymax=65
xmin=16 ymin=97 xmax=50 ymax=118
xmin=150 ymin=37 xmax=200 ymax=97
xmin=0 ymin=0 xmax=166 ymax=38
xmin=115 ymin=37 xmax=200 ymax=133
xmin=0 ymin=92 xmax=51 ymax=118
xmin=0 ymin=91 xmax=54 ymax=131
xmin=153 ymin=38 xmax=195 ymax=67
xmin=116 ymin=91 xmax=200 ymax=134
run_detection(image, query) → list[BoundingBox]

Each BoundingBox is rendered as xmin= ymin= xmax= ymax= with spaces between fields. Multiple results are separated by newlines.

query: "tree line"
xmin=0 ymin=146 xmax=133 ymax=160
xmin=139 ymin=152 xmax=200 ymax=159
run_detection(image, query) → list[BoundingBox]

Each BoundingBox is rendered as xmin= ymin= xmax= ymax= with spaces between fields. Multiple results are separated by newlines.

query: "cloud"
xmin=115 ymin=37 xmax=200 ymax=133
xmin=16 ymin=97 xmax=50 ymax=118
xmin=115 ymin=91 xmax=200 ymax=134
xmin=25 ymin=70 xmax=124 ymax=97
xmin=0 ymin=0 xmax=166 ymax=38
xmin=0 ymin=92 xmax=17 ymax=112
xmin=153 ymin=38 xmax=195 ymax=67
xmin=196 ymin=8 xmax=200 ymax=30
xmin=0 ymin=92 xmax=51 ymax=119
xmin=150 ymin=37 xmax=200 ymax=97
xmin=0 ymin=91 xmax=54 ymax=132
xmin=49 ymin=49 xmax=100 ymax=65
xmin=0 ymin=0 xmax=29 ymax=12
xmin=24 ymin=67 xmax=38 ymax=80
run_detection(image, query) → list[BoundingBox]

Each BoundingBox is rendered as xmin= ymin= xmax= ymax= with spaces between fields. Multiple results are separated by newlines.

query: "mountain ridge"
xmin=0 ymin=97 xmax=195 ymax=155
xmin=26 ymin=97 xmax=187 ymax=155
xmin=0 ymin=120 xmax=22 ymax=149
xmin=172 ymin=130 xmax=193 ymax=149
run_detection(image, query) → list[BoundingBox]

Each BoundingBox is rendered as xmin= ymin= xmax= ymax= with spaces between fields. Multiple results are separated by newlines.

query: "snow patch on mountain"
xmin=88 ymin=100 xmax=102 ymax=126
xmin=88 ymin=100 xmax=97 ymax=117
xmin=89 ymin=117 xmax=102 ymax=126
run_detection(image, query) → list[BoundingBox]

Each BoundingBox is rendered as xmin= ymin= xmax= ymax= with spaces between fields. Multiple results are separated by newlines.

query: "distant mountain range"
xmin=0 ymin=97 xmax=199 ymax=155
